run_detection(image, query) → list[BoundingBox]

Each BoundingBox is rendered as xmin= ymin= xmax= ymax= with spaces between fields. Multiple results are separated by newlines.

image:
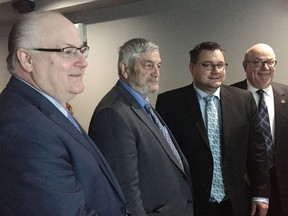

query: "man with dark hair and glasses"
xmin=0 ymin=11 xmax=127 ymax=215
xmin=232 ymin=43 xmax=288 ymax=216
xmin=156 ymin=41 xmax=270 ymax=216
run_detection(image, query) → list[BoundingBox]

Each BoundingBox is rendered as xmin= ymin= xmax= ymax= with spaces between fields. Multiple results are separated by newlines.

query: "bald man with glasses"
xmin=0 ymin=11 xmax=127 ymax=216
xmin=232 ymin=43 xmax=288 ymax=216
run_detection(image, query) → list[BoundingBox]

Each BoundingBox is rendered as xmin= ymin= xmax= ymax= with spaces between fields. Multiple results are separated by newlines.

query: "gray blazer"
xmin=89 ymin=80 xmax=194 ymax=216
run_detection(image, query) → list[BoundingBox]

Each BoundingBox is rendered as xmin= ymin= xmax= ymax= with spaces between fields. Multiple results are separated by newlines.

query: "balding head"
xmin=243 ymin=43 xmax=276 ymax=89
xmin=244 ymin=43 xmax=276 ymax=62
xmin=6 ymin=11 xmax=78 ymax=75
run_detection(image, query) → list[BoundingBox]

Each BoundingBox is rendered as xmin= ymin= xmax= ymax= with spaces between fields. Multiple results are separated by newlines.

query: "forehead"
xmin=37 ymin=14 xmax=82 ymax=47
xmin=247 ymin=48 xmax=275 ymax=59
xmin=198 ymin=49 xmax=225 ymax=61
xmin=138 ymin=50 xmax=161 ymax=62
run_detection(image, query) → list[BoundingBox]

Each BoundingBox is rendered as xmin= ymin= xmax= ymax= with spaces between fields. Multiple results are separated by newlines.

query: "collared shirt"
xmin=193 ymin=84 xmax=221 ymax=128
xmin=193 ymin=83 xmax=269 ymax=203
xmin=15 ymin=75 xmax=70 ymax=118
xmin=247 ymin=80 xmax=275 ymax=142
xmin=119 ymin=79 xmax=147 ymax=106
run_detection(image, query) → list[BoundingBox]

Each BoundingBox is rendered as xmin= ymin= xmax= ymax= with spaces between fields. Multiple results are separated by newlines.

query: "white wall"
xmin=1 ymin=0 xmax=288 ymax=131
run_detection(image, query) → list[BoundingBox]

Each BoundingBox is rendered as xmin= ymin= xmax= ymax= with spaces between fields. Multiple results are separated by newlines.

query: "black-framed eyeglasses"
xmin=198 ymin=62 xmax=228 ymax=71
xmin=32 ymin=46 xmax=90 ymax=59
xmin=246 ymin=59 xmax=277 ymax=68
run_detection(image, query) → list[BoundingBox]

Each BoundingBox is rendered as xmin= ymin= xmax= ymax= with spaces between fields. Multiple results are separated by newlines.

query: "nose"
xmin=211 ymin=66 xmax=221 ymax=74
xmin=261 ymin=62 xmax=270 ymax=70
xmin=152 ymin=65 xmax=160 ymax=77
xmin=75 ymin=54 xmax=88 ymax=68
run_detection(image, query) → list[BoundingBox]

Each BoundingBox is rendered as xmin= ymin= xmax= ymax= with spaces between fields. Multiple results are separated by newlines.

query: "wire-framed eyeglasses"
xmin=198 ymin=62 xmax=228 ymax=71
xmin=32 ymin=46 xmax=90 ymax=59
xmin=246 ymin=59 xmax=277 ymax=68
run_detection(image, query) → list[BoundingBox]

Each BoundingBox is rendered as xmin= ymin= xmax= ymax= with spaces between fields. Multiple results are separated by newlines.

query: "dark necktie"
xmin=204 ymin=95 xmax=225 ymax=203
xmin=257 ymin=89 xmax=273 ymax=168
xmin=144 ymin=102 xmax=184 ymax=170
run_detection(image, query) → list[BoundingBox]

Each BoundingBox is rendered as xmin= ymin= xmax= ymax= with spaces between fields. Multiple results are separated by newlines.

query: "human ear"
xmin=16 ymin=48 xmax=33 ymax=73
xmin=120 ymin=62 xmax=129 ymax=79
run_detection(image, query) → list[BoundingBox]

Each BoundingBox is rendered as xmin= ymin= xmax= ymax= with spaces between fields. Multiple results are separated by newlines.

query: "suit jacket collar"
xmin=6 ymin=76 xmax=126 ymax=202
xmin=187 ymin=84 xmax=210 ymax=147
xmin=219 ymin=86 xmax=233 ymax=154
xmin=270 ymin=83 xmax=287 ymax=147
xmin=7 ymin=76 xmax=92 ymax=149
xmin=114 ymin=81 xmax=188 ymax=174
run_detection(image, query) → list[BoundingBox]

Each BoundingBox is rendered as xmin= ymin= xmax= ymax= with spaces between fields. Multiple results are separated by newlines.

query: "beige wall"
xmin=1 ymin=0 xmax=288 ymax=131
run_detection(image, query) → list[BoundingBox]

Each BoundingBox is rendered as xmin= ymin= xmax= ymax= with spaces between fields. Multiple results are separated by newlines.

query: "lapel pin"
xmin=281 ymin=99 xmax=286 ymax=104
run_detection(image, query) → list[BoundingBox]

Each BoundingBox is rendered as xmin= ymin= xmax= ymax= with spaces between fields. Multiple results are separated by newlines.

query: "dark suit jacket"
xmin=0 ymin=76 xmax=126 ymax=216
xmin=88 ymin=81 xmax=194 ymax=216
xmin=232 ymin=79 xmax=288 ymax=213
xmin=156 ymin=84 xmax=270 ymax=216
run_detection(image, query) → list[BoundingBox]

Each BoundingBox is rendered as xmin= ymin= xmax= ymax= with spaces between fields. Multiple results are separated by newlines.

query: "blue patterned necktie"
xmin=205 ymin=95 xmax=225 ymax=203
xmin=257 ymin=89 xmax=274 ymax=168
xmin=66 ymin=109 xmax=81 ymax=133
xmin=144 ymin=102 xmax=184 ymax=170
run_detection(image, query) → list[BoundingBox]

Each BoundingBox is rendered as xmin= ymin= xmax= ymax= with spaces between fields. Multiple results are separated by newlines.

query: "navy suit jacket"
xmin=232 ymin=79 xmax=288 ymax=212
xmin=156 ymin=84 xmax=270 ymax=216
xmin=0 ymin=76 xmax=126 ymax=216
xmin=89 ymin=81 xmax=194 ymax=216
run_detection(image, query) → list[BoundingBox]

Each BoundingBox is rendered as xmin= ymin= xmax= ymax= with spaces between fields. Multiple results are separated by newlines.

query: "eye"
xmin=216 ymin=63 xmax=224 ymax=68
xmin=253 ymin=60 xmax=262 ymax=66
xmin=63 ymin=48 xmax=77 ymax=57
xmin=144 ymin=63 xmax=154 ymax=69
xmin=202 ymin=63 xmax=212 ymax=68
xmin=266 ymin=60 xmax=274 ymax=65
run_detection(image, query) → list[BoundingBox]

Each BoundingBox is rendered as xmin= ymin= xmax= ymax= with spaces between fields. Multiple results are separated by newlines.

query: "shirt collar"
xmin=119 ymin=79 xmax=148 ymax=107
xmin=14 ymin=75 xmax=68 ymax=117
xmin=246 ymin=80 xmax=273 ymax=97
xmin=193 ymin=83 xmax=221 ymax=100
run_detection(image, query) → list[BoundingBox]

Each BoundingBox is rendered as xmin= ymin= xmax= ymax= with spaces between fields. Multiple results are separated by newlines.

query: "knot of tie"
xmin=257 ymin=89 xmax=265 ymax=97
xmin=257 ymin=89 xmax=264 ymax=94
xmin=204 ymin=94 xmax=215 ymax=104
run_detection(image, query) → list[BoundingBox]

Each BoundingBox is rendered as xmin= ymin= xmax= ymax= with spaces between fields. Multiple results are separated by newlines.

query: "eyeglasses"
xmin=246 ymin=59 xmax=277 ymax=68
xmin=199 ymin=62 xmax=228 ymax=71
xmin=32 ymin=46 xmax=90 ymax=59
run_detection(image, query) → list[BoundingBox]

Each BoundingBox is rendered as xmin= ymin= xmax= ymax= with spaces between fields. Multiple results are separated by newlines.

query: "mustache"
xmin=147 ymin=77 xmax=159 ymax=82
xmin=258 ymin=70 xmax=271 ymax=74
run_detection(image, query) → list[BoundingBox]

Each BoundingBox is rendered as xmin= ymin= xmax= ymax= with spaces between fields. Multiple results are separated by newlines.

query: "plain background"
xmin=0 ymin=0 xmax=288 ymax=131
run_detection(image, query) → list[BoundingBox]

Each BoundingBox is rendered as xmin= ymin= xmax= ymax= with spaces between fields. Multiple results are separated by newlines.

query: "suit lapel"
xmin=8 ymin=77 xmax=125 ymax=202
xmin=133 ymin=105 xmax=188 ymax=174
xmin=188 ymin=85 xmax=210 ymax=148
xmin=115 ymin=82 xmax=187 ymax=174
xmin=45 ymin=106 xmax=125 ymax=201
xmin=219 ymin=86 xmax=233 ymax=156
xmin=272 ymin=84 xmax=287 ymax=147
xmin=9 ymin=76 xmax=125 ymax=203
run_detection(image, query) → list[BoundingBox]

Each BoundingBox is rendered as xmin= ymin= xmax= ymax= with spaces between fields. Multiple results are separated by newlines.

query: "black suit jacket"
xmin=0 ymin=76 xmax=126 ymax=216
xmin=89 ymin=80 xmax=194 ymax=216
xmin=232 ymin=79 xmax=288 ymax=212
xmin=156 ymin=83 xmax=270 ymax=216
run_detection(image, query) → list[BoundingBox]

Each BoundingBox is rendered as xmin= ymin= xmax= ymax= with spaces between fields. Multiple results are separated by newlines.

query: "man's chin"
xmin=149 ymin=87 xmax=159 ymax=94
